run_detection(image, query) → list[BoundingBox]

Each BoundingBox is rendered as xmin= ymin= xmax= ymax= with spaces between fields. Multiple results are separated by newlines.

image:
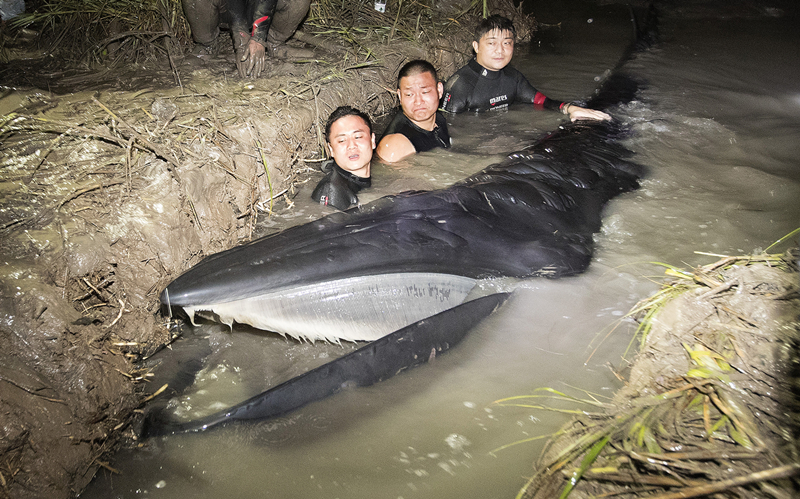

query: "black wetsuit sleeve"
xmin=247 ymin=0 xmax=279 ymax=45
xmin=441 ymin=69 xmax=475 ymax=114
xmin=510 ymin=68 xmax=564 ymax=112
xmin=226 ymin=0 xmax=250 ymax=33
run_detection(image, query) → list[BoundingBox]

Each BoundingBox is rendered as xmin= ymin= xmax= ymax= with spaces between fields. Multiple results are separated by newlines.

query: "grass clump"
xmin=10 ymin=0 xmax=190 ymax=63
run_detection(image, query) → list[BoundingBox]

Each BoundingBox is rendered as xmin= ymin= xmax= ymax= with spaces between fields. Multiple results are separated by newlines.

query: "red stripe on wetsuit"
xmin=533 ymin=92 xmax=547 ymax=106
xmin=252 ymin=15 xmax=270 ymax=37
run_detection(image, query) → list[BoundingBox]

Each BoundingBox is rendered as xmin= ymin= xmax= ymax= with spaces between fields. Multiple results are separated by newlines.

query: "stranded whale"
xmin=151 ymin=72 xmax=646 ymax=434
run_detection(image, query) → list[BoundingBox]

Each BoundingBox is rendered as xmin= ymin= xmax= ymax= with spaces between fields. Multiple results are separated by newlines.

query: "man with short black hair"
xmin=442 ymin=15 xmax=610 ymax=121
xmin=377 ymin=59 xmax=451 ymax=163
xmin=311 ymin=106 xmax=375 ymax=211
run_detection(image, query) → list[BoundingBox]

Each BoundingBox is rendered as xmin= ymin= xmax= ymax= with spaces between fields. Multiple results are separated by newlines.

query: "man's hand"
xmin=242 ymin=39 xmax=267 ymax=78
xmin=569 ymin=106 xmax=612 ymax=122
xmin=233 ymin=31 xmax=251 ymax=78
xmin=232 ymin=32 xmax=267 ymax=78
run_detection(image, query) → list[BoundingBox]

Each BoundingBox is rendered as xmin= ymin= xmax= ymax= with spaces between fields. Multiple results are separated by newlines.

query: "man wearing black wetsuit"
xmin=377 ymin=60 xmax=451 ymax=163
xmin=441 ymin=15 xmax=610 ymax=121
xmin=181 ymin=0 xmax=311 ymax=77
xmin=311 ymin=106 xmax=375 ymax=211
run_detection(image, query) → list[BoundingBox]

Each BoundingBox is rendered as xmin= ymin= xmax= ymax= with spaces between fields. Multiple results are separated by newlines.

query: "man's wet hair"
xmin=474 ymin=15 xmax=516 ymax=42
xmin=325 ymin=106 xmax=373 ymax=142
xmin=397 ymin=59 xmax=438 ymax=88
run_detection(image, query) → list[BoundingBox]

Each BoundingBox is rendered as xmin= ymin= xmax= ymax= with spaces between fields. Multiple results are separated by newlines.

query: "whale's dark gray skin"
xmin=160 ymin=83 xmax=644 ymax=342
xmin=143 ymin=292 xmax=510 ymax=436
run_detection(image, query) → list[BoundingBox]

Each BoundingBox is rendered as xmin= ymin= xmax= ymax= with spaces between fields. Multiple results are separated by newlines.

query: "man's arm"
xmin=229 ymin=0 xmax=278 ymax=78
xmin=376 ymin=134 xmax=416 ymax=163
xmin=513 ymin=67 xmax=611 ymax=121
xmin=509 ymin=67 xmax=564 ymax=111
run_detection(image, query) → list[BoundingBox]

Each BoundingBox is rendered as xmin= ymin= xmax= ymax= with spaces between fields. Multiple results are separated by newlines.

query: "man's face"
xmin=473 ymin=28 xmax=515 ymax=72
xmin=397 ymin=71 xmax=444 ymax=127
xmin=327 ymin=114 xmax=375 ymax=176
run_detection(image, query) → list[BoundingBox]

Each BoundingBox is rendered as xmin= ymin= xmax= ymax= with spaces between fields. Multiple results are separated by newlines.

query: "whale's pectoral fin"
xmin=141 ymin=292 xmax=511 ymax=437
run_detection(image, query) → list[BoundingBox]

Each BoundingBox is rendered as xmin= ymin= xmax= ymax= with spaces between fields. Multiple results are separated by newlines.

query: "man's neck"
xmin=335 ymin=161 xmax=370 ymax=179
xmin=405 ymin=112 xmax=437 ymax=132
xmin=470 ymin=58 xmax=503 ymax=77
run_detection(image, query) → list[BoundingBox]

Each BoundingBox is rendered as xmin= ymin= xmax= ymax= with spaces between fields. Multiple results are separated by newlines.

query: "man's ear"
xmin=327 ymin=143 xmax=333 ymax=156
xmin=396 ymin=88 xmax=402 ymax=100
xmin=371 ymin=133 xmax=376 ymax=149
xmin=437 ymin=81 xmax=444 ymax=99
xmin=472 ymin=40 xmax=479 ymax=54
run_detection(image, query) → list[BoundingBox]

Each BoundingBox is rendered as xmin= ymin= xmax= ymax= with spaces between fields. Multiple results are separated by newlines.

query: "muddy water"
xmin=83 ymin=1 xmax=800 ymax=498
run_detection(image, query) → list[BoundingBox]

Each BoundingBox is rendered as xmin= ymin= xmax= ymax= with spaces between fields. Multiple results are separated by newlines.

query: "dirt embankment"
xmin=0 ymin=2 xmax=540 ymax=495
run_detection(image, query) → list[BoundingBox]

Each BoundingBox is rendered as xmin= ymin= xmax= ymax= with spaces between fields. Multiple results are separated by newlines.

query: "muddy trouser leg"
xmin=267 ymin=0 xmax=312 ymax=45
xmin=181 ymin=0 xmax=227 ymax=46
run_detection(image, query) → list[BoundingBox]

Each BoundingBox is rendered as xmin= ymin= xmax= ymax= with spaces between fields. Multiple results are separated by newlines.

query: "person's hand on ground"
xmin=243 ymin=39 xmax=267 ymax=78
xmin=232 ymin=30 xmax=252 ymax=78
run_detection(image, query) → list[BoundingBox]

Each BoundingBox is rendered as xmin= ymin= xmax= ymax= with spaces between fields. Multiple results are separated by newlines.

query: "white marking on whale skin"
xmin=182 ymin=273 xmax=477 ymax=343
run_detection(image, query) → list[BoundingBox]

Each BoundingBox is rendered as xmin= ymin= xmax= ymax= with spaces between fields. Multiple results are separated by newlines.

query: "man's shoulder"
xmin=499 ymin=64 xmax=529 ymax=83
xmin=382 ymin=108 xmax=412 ymax=135
xmin=311 ymin=169 xmax=358 ymax=211
xmin=445 ymin=61 xmax=479 ymax=87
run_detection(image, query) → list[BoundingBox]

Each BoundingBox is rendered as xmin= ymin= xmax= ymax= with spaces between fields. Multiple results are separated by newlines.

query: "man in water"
xmin=311 ymin=106 xmax=375 ymax=211
xmin=441 ymin=15 xmax=610 ymax=121
xmin=181 ymin=0 xmax=311 ymax=78
xmin=376 ymin=60 xmax=451 ymax=163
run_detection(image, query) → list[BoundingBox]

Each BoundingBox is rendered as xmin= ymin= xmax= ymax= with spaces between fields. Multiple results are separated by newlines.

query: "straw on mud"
xmin=648 ymin=463 xmax=800 ymax=499
xmin=105 ymin=298 xmax=126 ymax=329
xmin=12 ymin=0 xmax=190 ymax=62
xmin=254 ymin=138 xmax=274 ymax=214
xmin=140 ymin=383 xmax=169 ymax=404
xmin=558 ymin=435 xmax=609 ymax=499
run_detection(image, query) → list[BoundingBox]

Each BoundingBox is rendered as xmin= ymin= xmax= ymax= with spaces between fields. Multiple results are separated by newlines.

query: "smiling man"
xmin=376 ymin=60 xmax=452 ymax=163
xmin=441 ymin=15 xmax=610 ymax=121
xmin=311 ymin=106 xmax=375 ymax=211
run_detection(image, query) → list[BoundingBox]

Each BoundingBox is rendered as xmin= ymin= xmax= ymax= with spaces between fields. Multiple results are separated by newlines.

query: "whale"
xmin=150 ymin=83 xmax=646 ymax=435
xmin=143 ymin=292 xmax=510 ymax=435
xmin=148 ymin=102 xmax=643 ymax=433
